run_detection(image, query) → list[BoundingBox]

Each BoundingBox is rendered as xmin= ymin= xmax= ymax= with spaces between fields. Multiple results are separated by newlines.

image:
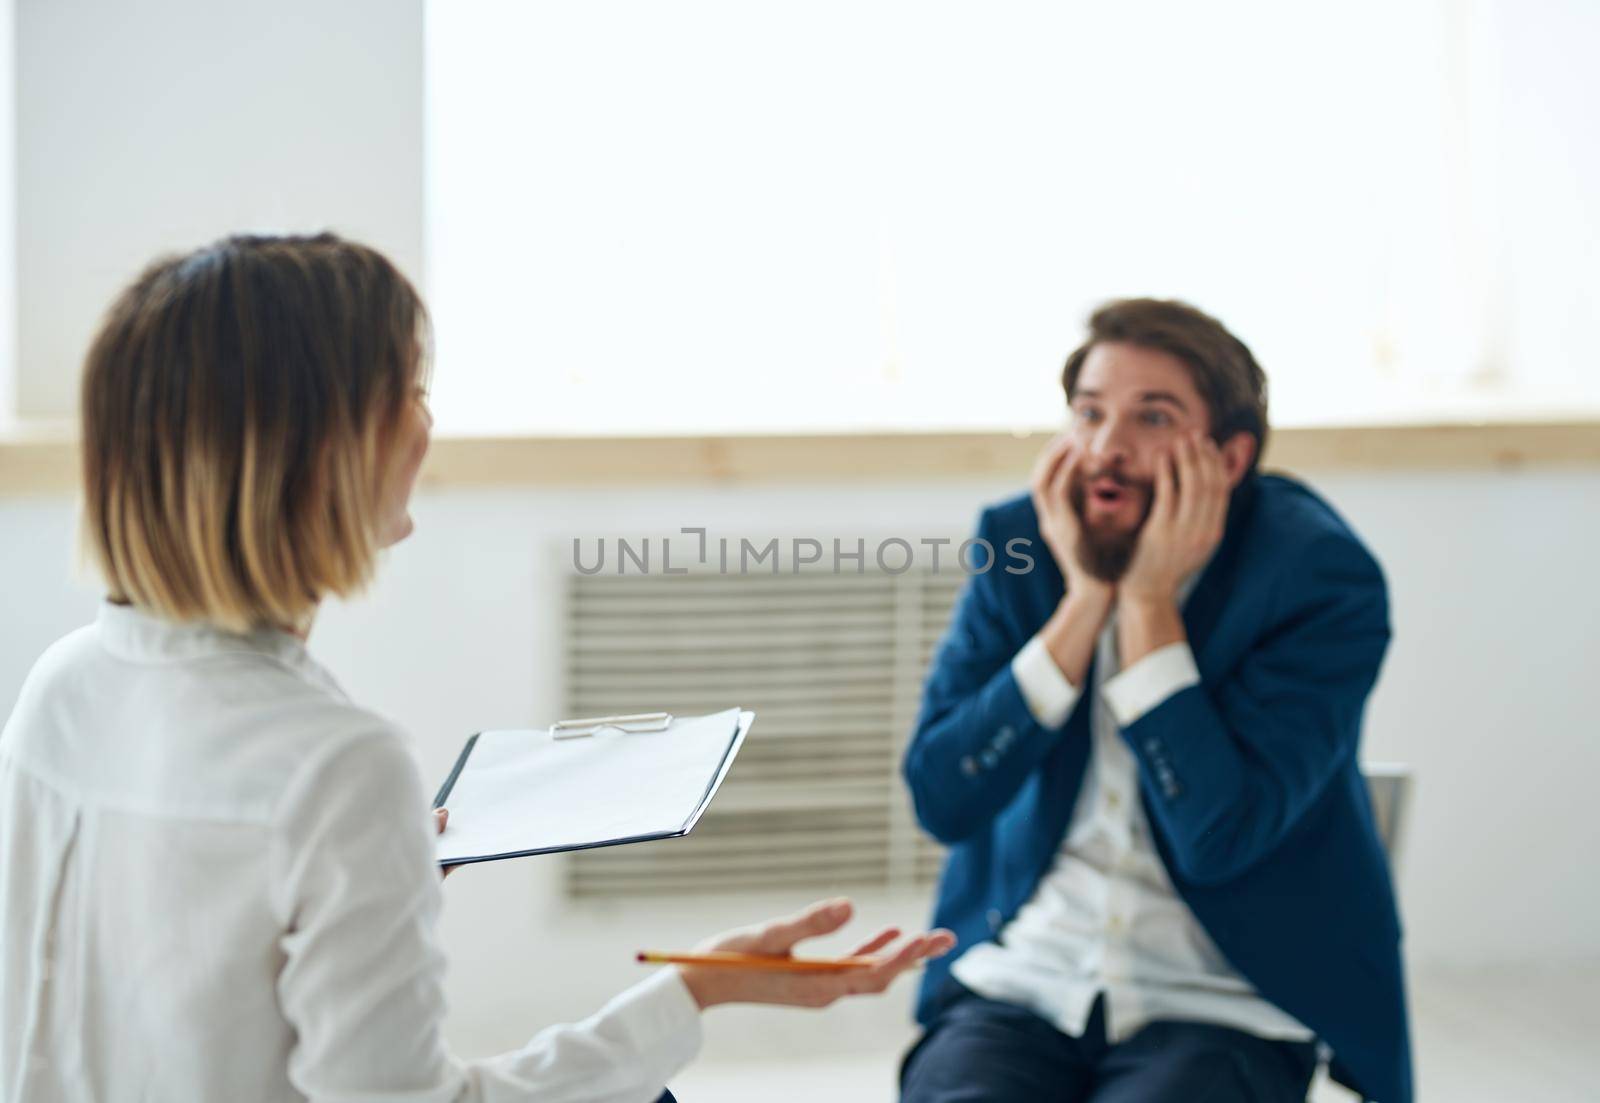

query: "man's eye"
xmin=1075 ymin=407 xmax=1102 ymax=423
xmin=1141 ymin=410 xmax=1172 ymax=427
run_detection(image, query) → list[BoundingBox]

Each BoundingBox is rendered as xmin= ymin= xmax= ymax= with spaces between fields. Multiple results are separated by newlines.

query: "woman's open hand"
xmin=677 ymin=898 xmax=955 ymax=1010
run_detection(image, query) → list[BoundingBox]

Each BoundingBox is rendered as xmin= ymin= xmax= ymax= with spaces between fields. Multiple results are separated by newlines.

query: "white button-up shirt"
xmin=0 ymin=603 xmax=701 ymax=1103
xmin=952 ymin=582 xmax=1313 ymax=1044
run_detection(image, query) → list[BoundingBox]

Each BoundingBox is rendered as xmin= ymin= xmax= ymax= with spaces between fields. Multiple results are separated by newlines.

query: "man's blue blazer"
xmin=904 ymin=472 xmax=1412 ymax=1103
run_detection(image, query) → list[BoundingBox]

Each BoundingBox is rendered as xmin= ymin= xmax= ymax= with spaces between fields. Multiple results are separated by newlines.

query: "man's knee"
xmin=900 ymin=997 xmax=1089 ymax=1103
xmin=1091 ymin=1026 xmax=1316 ymax=1103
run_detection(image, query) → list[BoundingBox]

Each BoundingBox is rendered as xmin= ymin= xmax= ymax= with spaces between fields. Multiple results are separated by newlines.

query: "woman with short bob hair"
xmin=81 ymin=233 xmax=427 ymax=632
xmin=0 ymin=233 xmax=951 ymax=1102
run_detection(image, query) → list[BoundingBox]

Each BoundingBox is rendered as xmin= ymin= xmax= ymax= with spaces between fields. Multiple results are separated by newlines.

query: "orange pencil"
xmin=635 ymin=950 xmax=878 ymax=972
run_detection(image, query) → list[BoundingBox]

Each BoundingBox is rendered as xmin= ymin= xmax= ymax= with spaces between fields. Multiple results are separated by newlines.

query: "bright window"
xmin=425 ymin=1 xmax=1600 ymax=435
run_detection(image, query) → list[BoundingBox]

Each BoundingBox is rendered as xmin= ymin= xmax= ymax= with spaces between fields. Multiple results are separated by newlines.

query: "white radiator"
xmin=562 ymin=565 xmax=961 ymax=898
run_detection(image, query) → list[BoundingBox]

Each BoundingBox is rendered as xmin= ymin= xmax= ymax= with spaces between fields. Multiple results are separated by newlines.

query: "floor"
xmin=669 ymin=963 xmax=1597 ymax=1102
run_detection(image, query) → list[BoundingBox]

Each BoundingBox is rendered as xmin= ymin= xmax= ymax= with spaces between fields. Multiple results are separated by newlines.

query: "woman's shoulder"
xmin=3 ymin=614 xmax=419 ymax=827
xmin=2 ymin=622 xmax=114 ymax=763
xmin=8 ymin=621 xmax=101 ymax=701
xmin=205 ymin=671 xmax=423 ymax=830
xmin=265 ymin=713 xmax=436 ymax=920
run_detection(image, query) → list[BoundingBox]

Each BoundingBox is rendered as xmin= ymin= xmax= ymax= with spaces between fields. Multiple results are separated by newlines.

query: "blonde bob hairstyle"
xmin=80 ymin=233 xmax=430 ymax=633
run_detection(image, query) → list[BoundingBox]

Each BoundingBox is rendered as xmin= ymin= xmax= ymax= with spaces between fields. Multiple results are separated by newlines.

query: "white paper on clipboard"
xmin=433 ymin=708 xmax=752 ymax=866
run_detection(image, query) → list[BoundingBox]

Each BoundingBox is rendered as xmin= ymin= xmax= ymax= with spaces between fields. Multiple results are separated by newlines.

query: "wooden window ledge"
xmin=2 ymin=421 xmax=1597 ymax=496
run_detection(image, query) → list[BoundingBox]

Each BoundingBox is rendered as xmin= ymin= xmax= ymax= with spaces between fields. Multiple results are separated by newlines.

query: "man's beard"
xmin=1068 ymin=468 xmax=1155 ymax=583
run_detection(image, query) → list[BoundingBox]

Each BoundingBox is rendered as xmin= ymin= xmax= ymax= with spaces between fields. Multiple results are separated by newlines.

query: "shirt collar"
xmin=95 ymin=600 xmax=310 ymax=668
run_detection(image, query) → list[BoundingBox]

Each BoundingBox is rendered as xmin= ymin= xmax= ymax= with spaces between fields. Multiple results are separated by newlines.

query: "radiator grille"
xmin=563 ymin=567 xmax=960 ymax=897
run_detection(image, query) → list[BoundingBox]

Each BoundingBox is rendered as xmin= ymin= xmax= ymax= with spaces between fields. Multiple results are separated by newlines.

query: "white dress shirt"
xmin=952 ymin=581 xmax=1313 ymax=1044
xmin=0 ymin=603 xmax=701 ymax=1103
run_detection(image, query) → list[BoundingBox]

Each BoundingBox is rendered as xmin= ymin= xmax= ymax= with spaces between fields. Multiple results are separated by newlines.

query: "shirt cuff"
xmin=1010 ymin=635 xmax=1081 ymax=729
xmin=601 ymin=967 xmax=704 ymax=1087
xmin=1102 ymin=641 xmax=1201 ymax=727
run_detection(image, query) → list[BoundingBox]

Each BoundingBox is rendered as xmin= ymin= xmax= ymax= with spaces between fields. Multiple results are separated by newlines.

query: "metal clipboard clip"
xmin=551 ymin=711 xmax=674 ymax=740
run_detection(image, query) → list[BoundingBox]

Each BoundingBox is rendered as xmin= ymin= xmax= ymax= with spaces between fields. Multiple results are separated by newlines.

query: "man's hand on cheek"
xmin=1120 ymin=430 xmax=1230 ymax=608
xmin=1030 ymin=434 xmax=1114 ymax=604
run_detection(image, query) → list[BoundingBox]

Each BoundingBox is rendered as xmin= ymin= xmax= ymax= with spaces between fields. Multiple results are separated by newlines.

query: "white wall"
xmin=13 ymin=0 xmax=423 ymax=420
xmin=4 ymin=466 xmax=1598 ymax=1059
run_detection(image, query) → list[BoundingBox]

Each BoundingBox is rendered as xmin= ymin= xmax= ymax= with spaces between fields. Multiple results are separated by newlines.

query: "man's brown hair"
xmin=1061 ymin=298 xmax=1269 ymax=474
xmin=80 ymin=232 xmax=429 ymax=632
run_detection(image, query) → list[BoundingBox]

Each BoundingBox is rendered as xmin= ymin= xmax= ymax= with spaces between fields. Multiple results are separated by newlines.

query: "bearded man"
xmin=900 ymin=299 xmax=1412 ymax=1103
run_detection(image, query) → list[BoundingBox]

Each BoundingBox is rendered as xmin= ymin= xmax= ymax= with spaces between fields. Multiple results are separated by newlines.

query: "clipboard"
xmin=431 ymin=708 xmax=753 ymax=867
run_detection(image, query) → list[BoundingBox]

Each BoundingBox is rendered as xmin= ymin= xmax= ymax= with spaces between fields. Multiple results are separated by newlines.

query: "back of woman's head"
xmin=81 ymin=232 xmax=429 ymax=633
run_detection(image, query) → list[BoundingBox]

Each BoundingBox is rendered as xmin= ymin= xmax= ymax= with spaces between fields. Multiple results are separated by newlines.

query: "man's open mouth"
xmin=1089 ymin=479 xmax=1129 ymax=506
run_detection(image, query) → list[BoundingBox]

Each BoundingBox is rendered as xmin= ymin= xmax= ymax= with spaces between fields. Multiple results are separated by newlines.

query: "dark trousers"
xmin=901 ymin=985 xmax=1318 ymax=1103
